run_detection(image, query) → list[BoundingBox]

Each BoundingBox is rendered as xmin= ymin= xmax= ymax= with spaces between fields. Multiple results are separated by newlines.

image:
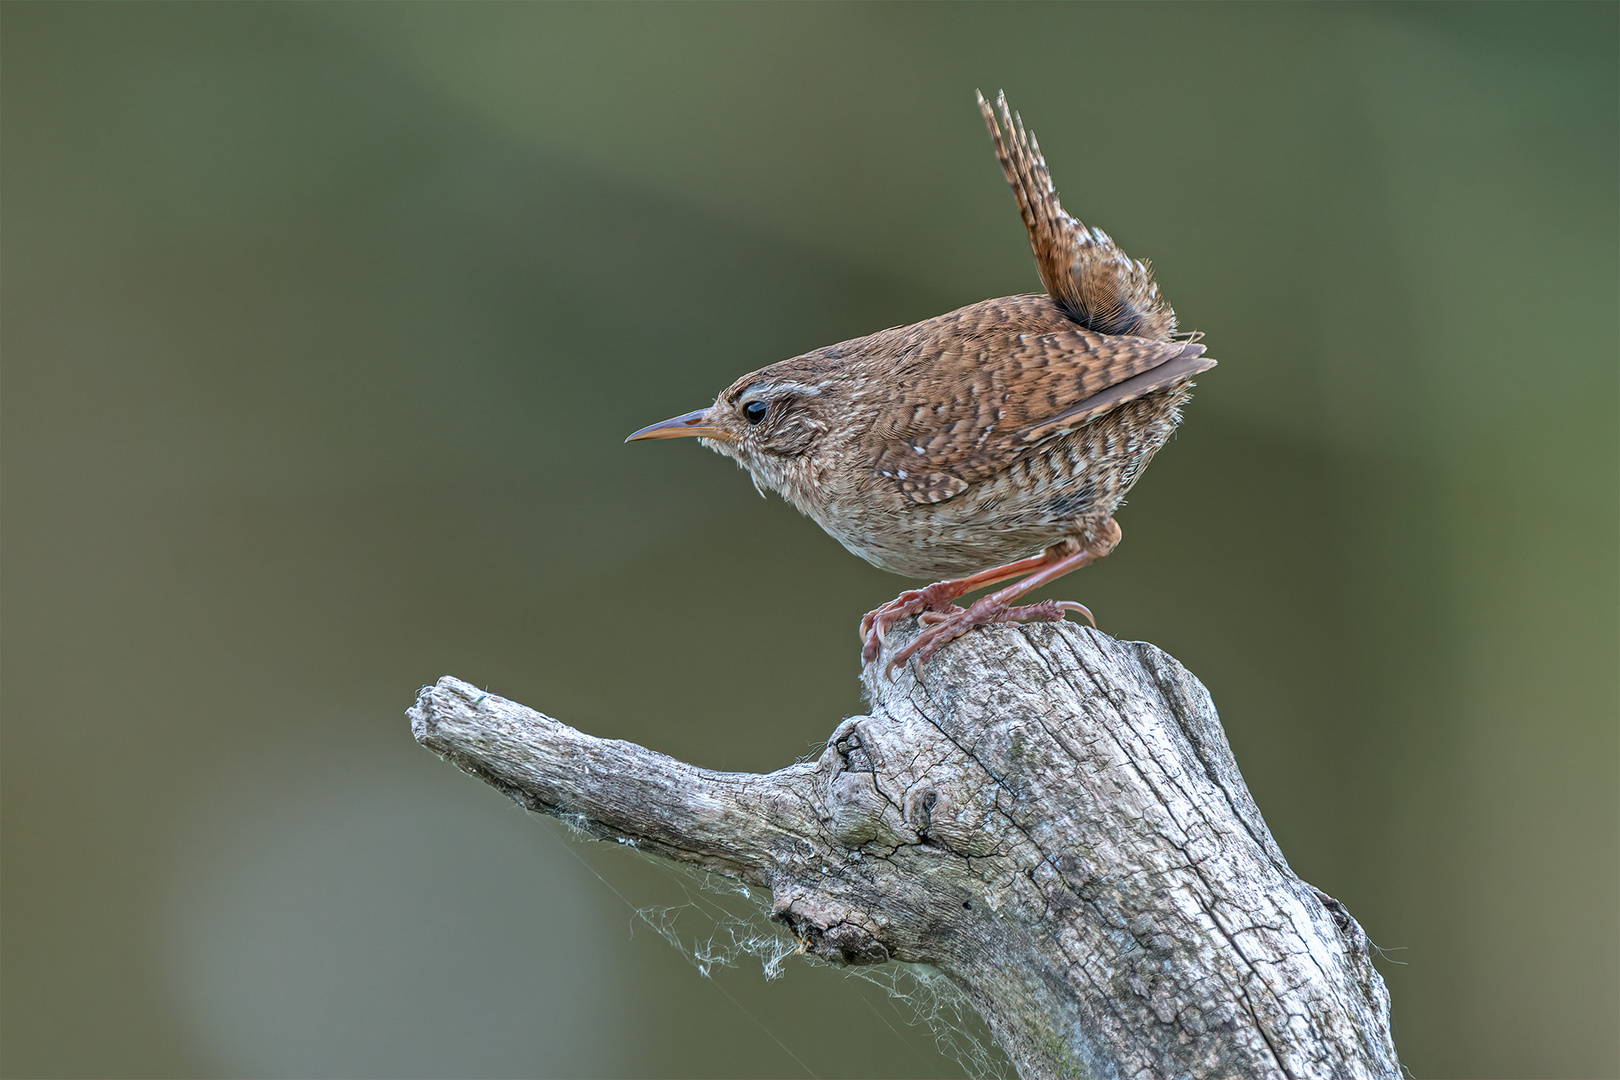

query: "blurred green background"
xmin=3 ymin=3 xmax=1615 ymax=1077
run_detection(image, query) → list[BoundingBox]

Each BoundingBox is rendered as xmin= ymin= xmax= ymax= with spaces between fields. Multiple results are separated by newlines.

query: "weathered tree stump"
xmin=409 ymin=621 xmax=1400 ymax=1079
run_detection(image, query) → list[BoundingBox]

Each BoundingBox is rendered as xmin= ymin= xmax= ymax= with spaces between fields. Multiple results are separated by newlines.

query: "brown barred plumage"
xmin=628 ymin=92 xmax=1215 ymax=672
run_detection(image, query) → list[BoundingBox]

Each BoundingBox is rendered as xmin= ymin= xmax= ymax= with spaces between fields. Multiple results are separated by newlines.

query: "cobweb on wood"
xmin=550 ymin=812 xmax=1005 ymax=1080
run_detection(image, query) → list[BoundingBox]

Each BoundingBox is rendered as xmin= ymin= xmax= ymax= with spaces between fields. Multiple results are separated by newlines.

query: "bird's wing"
xmin=980 ymin=90 xmax=1179 ymax=343
xmin=873 ymin=327 xmax=1212 ymax=505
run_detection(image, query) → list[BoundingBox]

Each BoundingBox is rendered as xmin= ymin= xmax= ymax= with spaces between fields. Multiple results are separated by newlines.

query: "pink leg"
xmin=882 ymin=519 xmax=1122 ymax=676
xmin=859 ymin=549 xmax=1060 ymax=663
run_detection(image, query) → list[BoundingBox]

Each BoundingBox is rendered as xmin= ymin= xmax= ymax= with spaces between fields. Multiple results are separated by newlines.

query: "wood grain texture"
xmin=410 ymin=624 xmax=1400 ymax=1079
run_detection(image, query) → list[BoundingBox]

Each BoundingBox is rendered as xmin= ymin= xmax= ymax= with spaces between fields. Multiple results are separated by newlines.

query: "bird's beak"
xmin=624 ymin=408 xmax=737 ymax=443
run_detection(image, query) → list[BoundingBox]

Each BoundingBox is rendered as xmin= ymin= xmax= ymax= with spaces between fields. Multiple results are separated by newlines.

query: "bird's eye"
xmin=743 ymin=400 xmax=769 ymax=425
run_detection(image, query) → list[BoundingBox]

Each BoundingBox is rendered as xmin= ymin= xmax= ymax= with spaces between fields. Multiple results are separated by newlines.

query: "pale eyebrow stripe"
xmin=740 ymin=380 xmax=830 ymax=401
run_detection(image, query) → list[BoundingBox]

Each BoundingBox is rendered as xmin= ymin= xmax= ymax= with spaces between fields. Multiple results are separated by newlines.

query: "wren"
xmin=628 ymin=91 xmax=1215 ymax=672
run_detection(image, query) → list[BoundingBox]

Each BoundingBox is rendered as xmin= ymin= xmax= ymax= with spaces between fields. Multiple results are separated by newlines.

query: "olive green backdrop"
xmin=3 ymin=3 xmax=1615 ymax=1077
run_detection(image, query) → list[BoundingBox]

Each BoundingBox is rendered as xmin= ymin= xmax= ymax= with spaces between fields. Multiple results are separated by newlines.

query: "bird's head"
xmin=626 ymin=353 xmax=850 ymax=504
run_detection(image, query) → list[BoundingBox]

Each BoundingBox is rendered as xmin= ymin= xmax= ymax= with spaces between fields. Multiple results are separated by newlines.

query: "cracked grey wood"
xmin=409 ymin=622 xmax=1400 ymax=1079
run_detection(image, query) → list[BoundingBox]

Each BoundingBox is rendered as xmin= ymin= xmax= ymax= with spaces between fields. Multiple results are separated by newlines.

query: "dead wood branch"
xmin=409 ymin=622 xmax=1400 ymax=1079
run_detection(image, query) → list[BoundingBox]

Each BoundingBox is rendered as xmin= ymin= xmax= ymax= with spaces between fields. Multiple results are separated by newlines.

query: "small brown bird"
xmin=629 ymin=92 xmax=1214 ymax=671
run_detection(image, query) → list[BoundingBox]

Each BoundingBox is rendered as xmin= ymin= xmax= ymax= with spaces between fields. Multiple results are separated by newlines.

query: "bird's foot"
xmin=884 ymin=597 xmax=1094 ymax=678
xmin=860 ymin=582 xmax=969 ymax=663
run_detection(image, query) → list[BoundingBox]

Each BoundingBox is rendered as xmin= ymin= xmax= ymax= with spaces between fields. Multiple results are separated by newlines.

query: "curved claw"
xmin=1054 ymin=600 xmax=1096 ymax=627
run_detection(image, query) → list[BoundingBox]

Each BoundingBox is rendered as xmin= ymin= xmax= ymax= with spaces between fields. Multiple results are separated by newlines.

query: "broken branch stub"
xmin=408 ymin=622 xmax=1400 ymax=1079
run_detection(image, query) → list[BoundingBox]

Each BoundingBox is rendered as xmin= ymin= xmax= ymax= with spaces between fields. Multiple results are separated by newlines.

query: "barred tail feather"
xmin=978 ymin=90 xmax=1179 ymax=343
